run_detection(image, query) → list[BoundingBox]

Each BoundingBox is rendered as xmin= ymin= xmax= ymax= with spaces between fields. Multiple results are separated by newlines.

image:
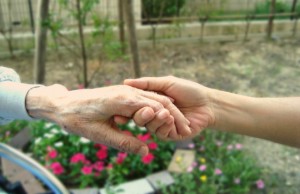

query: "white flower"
xmin=54 ymin=142 xmax=63 ymax=147
xmin=79 ymin=137 xmax=90 ymax=144
xmin=50 ymin=129 xmax=60 ymax=134
xmin=61 ymin=129 xmax=68 ymax=135
xmin=45 ymin=122 xmax=55 ymax=129
xmin=34 ymin=137 xmax=42 ymax=144
xmin=44 ymin=133 xmax=55 ymax=139
xmin=139 ymin=127 xmax=146 ymax=131
xmin=128 ymin=120 xmax=135 ymax=128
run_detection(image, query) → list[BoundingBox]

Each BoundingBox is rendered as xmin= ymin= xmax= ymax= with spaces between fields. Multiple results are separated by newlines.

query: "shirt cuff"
xmin=0 ymin=82 xmax=43 ymax=121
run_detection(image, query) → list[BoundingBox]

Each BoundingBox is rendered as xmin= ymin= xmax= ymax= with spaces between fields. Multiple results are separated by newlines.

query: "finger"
xmin=94 ymin=123 xmax=149 ymax=156
xmin=145 ymin=109 xmax=171 ymax=134
xmin=133 ymin=107 xmax=156 ymax=127
xmin=140 ymin=91 xmax=191 ymax=136
xmin=114 ymin=115 xmax=130 ymax=124
xmin=113 ymin=95 xmax=164 ymax=118
xmin=155 ymin=116 xmax=175 ymax=140
xmin=124 ymin=77 xmax=171 ymax=92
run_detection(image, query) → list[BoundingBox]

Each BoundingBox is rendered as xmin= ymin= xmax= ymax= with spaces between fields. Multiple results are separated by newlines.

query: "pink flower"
xmin=235 ymin=143 xmax=243 ymax=150
xmin=70 ymin=153 xmax=86 ymax=164
xmin=148 ymin=142 xmax=158 ymax=150
xmin=48 ymin=150 xmax=58 ymax=159
xmin=227 ymin=144 xmax=233 ymax=150
xmin=214 ymin=168 xmax=222 ymax=175
xmin=216 ymin=141 xmax=223 ymax=147
xmin=96 ymin=149 xmax=108 ymax=160
xmin=116 ymin=152 xmax=128 ymax=164
xmin=94 ymin=144 xmax=108 ymax=150
xmin=137 ymin=133 xmax=151 ymax=142
xmin=81 ymin=166 xmax=93 ymax=175
xmin=188 ymin=143 xmax=195 ymax=149
xmin=186 ymin=166 xmax=194 ymax=172
xmin=256 ymin=179 xmax=265 ymax=189
xmin=234 ymin=178 xmax=241 ymax=184
xmin=50 ymin=162 xmax=64 ymax=175
xmin=142 ymin=153 xmax=155 ymax=164
xmin=93 ymin=161 xmax=104 ymax=171
xmin=199 ymin=165 xmax=207 ymax=171
xmin=84 ymin=159 xmax=91 ymax=165
xmin=192 ymin=162 xmax=197 ymax=167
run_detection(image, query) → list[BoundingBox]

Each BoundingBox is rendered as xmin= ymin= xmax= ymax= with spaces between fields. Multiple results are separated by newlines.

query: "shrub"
xmin=142 ymin=0 xmax=186 ymax=19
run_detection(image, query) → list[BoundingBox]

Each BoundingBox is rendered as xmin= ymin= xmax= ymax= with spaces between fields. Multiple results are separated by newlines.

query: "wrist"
xmin=26 ymin=84 xmax=67 ymax=122
xmin=208 ymin=88 xmax=256 ymax=132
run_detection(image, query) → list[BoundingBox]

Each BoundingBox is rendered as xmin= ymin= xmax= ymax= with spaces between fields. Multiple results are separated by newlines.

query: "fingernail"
xmin=138 ymin=146 xmax=148 ymax=156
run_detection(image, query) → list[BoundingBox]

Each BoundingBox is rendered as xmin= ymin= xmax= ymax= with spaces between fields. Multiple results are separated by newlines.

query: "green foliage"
xmin=91 ymin=15 xmax=126 ymax=61
xmin=255 ymin=0 xmax=290 ymax=13
xmin=253 ymin=0 xmax=292 ymax=19
xmin=142 ymin=0 xmax=186 ymax=19
xmin=162 ymin=130 xmax=264 ymax=194
xmin=0 ymin=120 xmax=29 ymax=143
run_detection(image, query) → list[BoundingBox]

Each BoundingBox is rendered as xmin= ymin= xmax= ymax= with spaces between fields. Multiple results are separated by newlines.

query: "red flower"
xmin=137 ymin=133 xmax=151 ymax=142
xmin=48 ymin=150 xmax=58 ymax=159
xmin=94 ymin=144 xmax=108 ymax=150
xmin=96 ymin=149 xmax=108 ymax=160
xmin=148 ymin=142 xmax=158 ymax=150
xmin=81 ymin=166 xmax=93 ymax=175
xmin=50 ymin=162 xmax=64 ymax=175
xmin=93 ymin=161 xmax=104 ymax=172
xmin=70 ymin=153 xmax=86 ymax=164
xmin=116 ymin=152 xmax=128 ymax=164
xmin=142 ymin=153 xmax=155 ymax=164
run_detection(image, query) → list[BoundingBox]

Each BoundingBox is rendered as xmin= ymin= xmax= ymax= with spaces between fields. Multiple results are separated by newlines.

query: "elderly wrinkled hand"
xmin=26 ymin=84 xmax=190 ymax=156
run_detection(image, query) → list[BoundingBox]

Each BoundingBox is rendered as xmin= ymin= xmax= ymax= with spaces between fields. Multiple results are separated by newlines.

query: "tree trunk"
xmin=76 ymin=0 xmax=88 ymax=88
xmin=33 ymin=0 xmax=49 ymax=84
xmin=124 ymin=0 xmax=141 ymax=78
xmin=118 ymin=0 xmax=126 ymax=54
xmin=267 ymin=0 xmax=276 ymax=39
xmin=291 ymin=0 xmax=298 ymax=20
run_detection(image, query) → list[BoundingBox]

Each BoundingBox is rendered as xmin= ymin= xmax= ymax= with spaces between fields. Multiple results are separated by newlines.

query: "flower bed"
xmin=29 ymin=120 xmax=175 ymax=188
xmin=1 ymin=119 xmax=268 ymax=193
xmin=162 ymin=131 xmax=265 ymax=193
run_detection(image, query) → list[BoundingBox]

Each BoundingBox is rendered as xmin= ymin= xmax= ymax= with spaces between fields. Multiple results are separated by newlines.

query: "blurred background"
xmin=0 ymin=0 xmax=300 ymax=193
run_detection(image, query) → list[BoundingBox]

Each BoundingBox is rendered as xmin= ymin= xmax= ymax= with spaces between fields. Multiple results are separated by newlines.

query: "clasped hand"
xmin=27 ymin=80 xmax=207 ymax=156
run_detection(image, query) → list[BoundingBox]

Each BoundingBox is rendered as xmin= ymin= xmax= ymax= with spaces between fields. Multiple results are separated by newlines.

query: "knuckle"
xmin=118 ymin=138 xmax=131 ymax=152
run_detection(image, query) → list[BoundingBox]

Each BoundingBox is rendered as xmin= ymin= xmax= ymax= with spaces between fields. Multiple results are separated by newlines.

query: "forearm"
xmin=210 ymin=89 xmax=300 ymax=147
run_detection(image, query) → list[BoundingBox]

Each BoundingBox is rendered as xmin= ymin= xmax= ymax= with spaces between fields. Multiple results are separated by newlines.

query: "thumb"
xmin=124 ymin=77 xmax=171 ymax=92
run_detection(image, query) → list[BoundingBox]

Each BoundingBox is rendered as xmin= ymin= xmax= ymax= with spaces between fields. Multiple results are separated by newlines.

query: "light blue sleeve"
xmin=0 ymin=66 xmax=40 ymax=125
